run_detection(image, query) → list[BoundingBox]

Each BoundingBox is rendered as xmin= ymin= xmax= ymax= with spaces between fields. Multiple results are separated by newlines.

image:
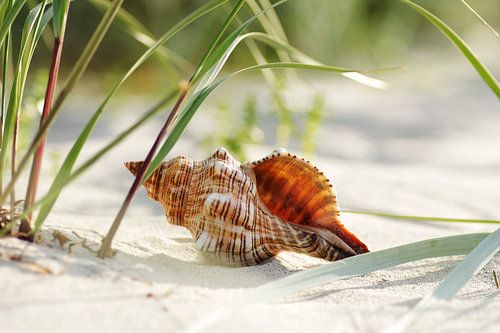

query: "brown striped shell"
xmin=125 ymin=148 xmax=368 ymax=266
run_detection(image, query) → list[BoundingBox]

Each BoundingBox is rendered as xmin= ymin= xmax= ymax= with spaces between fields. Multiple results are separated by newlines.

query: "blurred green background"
xmin=8 ymin=0 xmax=497 ymax=161
xmin=15 ymin=0 xmax=499 ymax=82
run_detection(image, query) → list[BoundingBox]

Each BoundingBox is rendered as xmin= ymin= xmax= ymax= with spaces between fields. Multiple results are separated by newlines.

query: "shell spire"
xmin=126 ymin=147 xmax=368 ymax=266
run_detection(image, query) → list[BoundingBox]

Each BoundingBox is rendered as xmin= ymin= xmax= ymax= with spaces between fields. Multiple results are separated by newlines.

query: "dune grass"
xmin=385 ymin=229 xmax=499 ymax=333
xmin=185 ymin=232 xmax=497 ymax=333
xmin=0 ymin=1 xmax=498 ymax=331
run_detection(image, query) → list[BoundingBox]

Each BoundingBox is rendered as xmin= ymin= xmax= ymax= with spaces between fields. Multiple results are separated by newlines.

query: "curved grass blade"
xmin=100 ymin=0 xmax=390 ymax=256
xmin=89 ymin=0 xmax=193 ymax=74
xmin=144 ymin=16 xmax=397 ymax=180
xmin=145 ymin=18 xmax=390 ymax=171
xmin=248 ymin=32 xmax=389 ymax=89
xmin=460 ymin=0 xmax=498 ymax=37
xmin=246 ymin=0 xmax=298 ymax=86
xmin=33 ymin=0 xmax=229 ymax=230
xmin=97 ymin=0 xmax=245 ymax=258
xmin=343 ymin=210 xmax=500 ymax=224
xmin=0 ymin=0 xmax=27 ymax=49
xmin=400 ymin=0 xmax=500 ymax=97
xmin=52 ymin=0 xmax=124 ymax=112
xmin=0 ymin=0 xmax=125 ymax=205
xmin=192 ymin=0 xmax=247 ymax=82
xmin=0 ymin=2 xmax=51 ymax=189
xmin=385 ymin=228 xmax=499 ymax=333
xmin=146 ymin=60 xmax=396 ymax=179
xmin=191 ymin=0 xmax=288 ymax=84
xmin=186 ymin=232 xmax=490 ymax=333
xmin=0 ymin=0 xmax=13 ymax=191
xmin=52 ymin=0 xmax=69 ymax=38
xmin=23 ymin=0 xmax=70 ymax=231
xmin=19 ymin=89 xmax=177 ymax=220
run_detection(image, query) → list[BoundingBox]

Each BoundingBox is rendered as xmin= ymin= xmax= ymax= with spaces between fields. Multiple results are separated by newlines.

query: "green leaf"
xmin=0 ymin=0 xmax=124 ymax=207
xmin=460 ymin=0 xmax=498 ymax=37
xmin=247 ymin=32 xmax=389 ymax=88
xmin=186 ymin=233 xmax=490 ymax=333
xmin=0 ymin=0 xmax=27 ymax=49
xmin=52 ymin=0 xmax=69 ymax=38
xmin=192 ymin=0 xmax=247 ymax=82
xmin=343 ymin=210 xmax=500 ymax=224
xmin=33 ymin=0 xmax=229 ymax=230
xmin=0 ymin=1 xmax=51 ymax=180
xmin=146 ymin=49 xmax=392 ymax=180
xmin=96 ymin=0 xmax=248 ymax=258
xmin=191 ymin=0 xmax=289 ymax=84
xmin=20 ymin=89 xmax=177 ymax=219
xmin=386 ymin=228 xmax=499 ymax=332
xmin=400 ymin=0 xmax=500 ymax=97
xmin=88 ymin=0 xmax=193 ymax=74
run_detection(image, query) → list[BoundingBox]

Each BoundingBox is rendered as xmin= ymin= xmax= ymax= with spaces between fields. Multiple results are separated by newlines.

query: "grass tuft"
xmin=186 ymin=233 xmax=492 ymax=333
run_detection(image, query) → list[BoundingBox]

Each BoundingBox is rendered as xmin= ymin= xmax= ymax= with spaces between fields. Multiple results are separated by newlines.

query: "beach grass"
xmin=0 ymin=1 xmax=498 ymax=332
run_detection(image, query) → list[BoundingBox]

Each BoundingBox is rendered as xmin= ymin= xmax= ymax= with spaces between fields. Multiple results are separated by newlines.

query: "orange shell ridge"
xmin=244 ymin=148 xmax=368 ymax=255
xmin=125 ymin=147 xmax=368 ymax=266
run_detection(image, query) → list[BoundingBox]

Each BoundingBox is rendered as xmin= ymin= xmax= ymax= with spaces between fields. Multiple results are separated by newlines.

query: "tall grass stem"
xmin=22 ymin=0 xmax=70 ymax=232
xmin=97 ymin=83 xmax=189 ymax=258
xmin=0 ymin=0 xmax=124 ymax=206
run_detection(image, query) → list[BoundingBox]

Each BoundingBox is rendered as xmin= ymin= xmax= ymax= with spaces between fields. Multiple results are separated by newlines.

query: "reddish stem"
xmin=97 ymin=82 xmax=190 ymax=258
xmin=22 ymin=4 xmax=69 ymax=234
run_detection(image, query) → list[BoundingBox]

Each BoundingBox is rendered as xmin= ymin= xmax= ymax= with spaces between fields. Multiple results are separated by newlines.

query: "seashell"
xmin=125 ymin=148 xmax=368 ymax=266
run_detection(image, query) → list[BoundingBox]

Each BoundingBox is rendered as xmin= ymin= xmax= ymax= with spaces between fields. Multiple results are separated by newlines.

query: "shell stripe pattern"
xmin=249 ymin=150 xmax=369 ymax=254
xmin=125 ymin=147 xmax=369 ymax=266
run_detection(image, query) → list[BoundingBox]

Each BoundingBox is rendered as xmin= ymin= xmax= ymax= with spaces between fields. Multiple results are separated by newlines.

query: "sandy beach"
xmin=1 ymin=66 xmax=499 ymax=333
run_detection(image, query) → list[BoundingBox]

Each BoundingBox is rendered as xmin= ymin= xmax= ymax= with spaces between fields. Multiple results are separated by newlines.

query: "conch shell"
xmin=126 ymin=148 xmax=368 ymax=266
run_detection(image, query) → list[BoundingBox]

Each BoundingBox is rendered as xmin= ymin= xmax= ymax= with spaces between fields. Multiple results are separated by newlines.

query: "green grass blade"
xmin=0 ymin=0 xmax=27 ymax=49
xmin=52 ymin=0 xmax=69 ymax=38
xmin=186 ymin=233 xmax=490 ymax=333
xmin=248 ymin=32 xmax=389 ymax=88
xmin=0 ymin=2 xmax=50 ymax=184
xmin=400 ymin=0 xmax=500 ymax=97
xmin=460 ymin=0 xmax=498 ymax=37
xmin=33 ymin=0 xmax=228 ymax=230
xmin=191 ymin=0 xmax=288 ymax=84
xmin=0 ymin=1 xmax=11 ymax=182
xmin=145 ymin=61 xmax=397 ymax=180
xmin=343 ymin=210 xmax=500 ymax=224
xmin=125 ymin=1 xmax=290 ymax=182
xmin=386 ymin=228 xmax=499 ymax=333
xmin=246 ymin=0 xmax=296 ymax=83
xmin=51 ymin=0 xmax=123 ymax=113
xmin=88 ymin=0 xmax=193 ymax=73
xmin=145 ymin=88 xmax=215 ymax=178
xmin=236 ymin=62 xmax=397 ymax=74
xmin=144 ymin=12 xmax=396 ymax=179
xmin=192 ymin=0 xmax=247 ymax=82
xmin=0 ymin=0 xmax=124 ymax=204
xmin=0 ymin=0 xmax=12 ymax=192
xmin=96 ymin=0 xmax=246 ymax=257
xmin=20 ymin=90 xmax=177 ymax=220
xmin=0 ymin=0 xmax=127 ymax=209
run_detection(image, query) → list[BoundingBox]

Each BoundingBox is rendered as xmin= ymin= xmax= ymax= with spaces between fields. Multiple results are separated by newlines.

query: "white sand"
xmin=1 ymin=68 xmax=500 ymax=333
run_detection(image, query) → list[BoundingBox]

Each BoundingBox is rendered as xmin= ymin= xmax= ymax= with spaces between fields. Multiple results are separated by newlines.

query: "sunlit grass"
xmin=0 ymin=2 xmax=498 ymax=331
